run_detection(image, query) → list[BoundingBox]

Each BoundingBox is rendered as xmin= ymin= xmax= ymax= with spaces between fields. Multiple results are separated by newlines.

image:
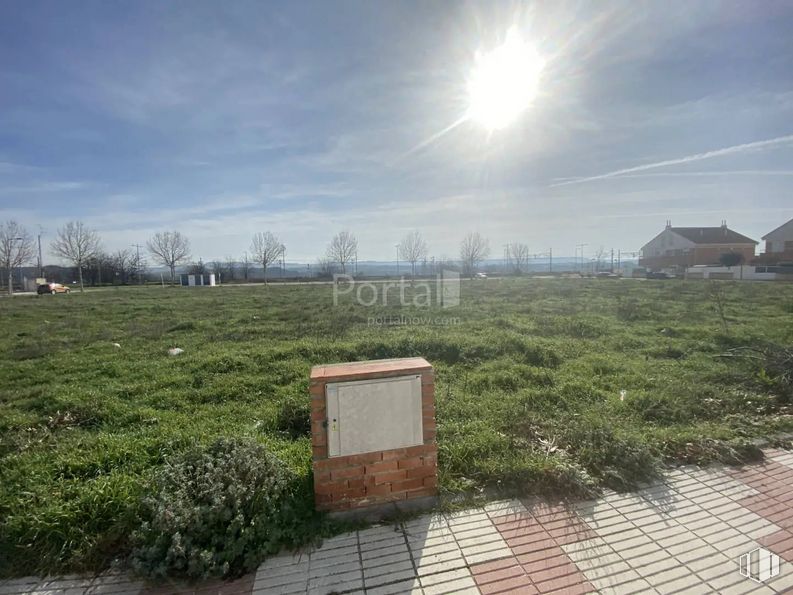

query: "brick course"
xmin=310 ymin=358 xmax=438 ymax=512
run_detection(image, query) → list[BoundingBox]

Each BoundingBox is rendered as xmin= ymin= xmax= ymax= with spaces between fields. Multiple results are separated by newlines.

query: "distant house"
xmin=759 ymin=217 xmax=793 ymax=263
xmin=640 ymin=221 xmax=758 ymax=271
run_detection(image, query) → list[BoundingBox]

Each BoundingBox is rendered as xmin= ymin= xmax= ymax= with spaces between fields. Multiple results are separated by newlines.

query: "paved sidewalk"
xmin=2 ymin=448 xmax=792 ymax=594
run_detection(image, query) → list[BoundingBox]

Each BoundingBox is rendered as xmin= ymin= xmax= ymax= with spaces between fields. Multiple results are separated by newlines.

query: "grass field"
xmin=1 ymin=278 xmax=792 ymax=577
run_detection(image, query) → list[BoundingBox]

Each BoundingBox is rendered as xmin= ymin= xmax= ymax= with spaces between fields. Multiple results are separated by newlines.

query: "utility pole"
xmin=37 ymin=227 xmax=45 ymax=278
xmin=549 ymin=247 xmax=552 ymax=273
xmin=610 ymin=248 xmax=614 ymax=272
xmin=395 ymin=244 xmax=400 ymax=276
xmin=575 ymin=244 xmax=587 ymax=274
xmin=131 ymin=243 xmax=143 ymax=284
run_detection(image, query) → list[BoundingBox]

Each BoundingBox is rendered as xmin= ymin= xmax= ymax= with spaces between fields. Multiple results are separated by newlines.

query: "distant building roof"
xmin=670 ymin=227 xmax=758 ymax=245
xmin=761 ymin=217 xmax=793 ymax=240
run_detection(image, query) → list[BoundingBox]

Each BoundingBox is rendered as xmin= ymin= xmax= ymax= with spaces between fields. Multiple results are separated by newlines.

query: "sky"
xmin=1 ymin=0 xmax=793 ymax=264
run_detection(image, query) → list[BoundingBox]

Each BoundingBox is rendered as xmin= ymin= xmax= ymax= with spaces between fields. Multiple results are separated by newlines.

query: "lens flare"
xmin=467 ymin=27 xmax=544 ymax=131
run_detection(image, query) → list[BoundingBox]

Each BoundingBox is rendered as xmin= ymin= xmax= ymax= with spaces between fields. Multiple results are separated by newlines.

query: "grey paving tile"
xmin=366 ymin=578 xmax=423 ymax=595
xmin=363 ymin=559 xmax=414 ymax=581
xmin=307 ymin=569 xmax=363 ymax=594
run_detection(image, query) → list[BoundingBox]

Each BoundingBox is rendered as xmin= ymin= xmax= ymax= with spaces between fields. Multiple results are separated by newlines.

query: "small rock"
xmin=112 ymin=343 xmax=121 ymax=349
xmin=168 ymin=347 xmax=184 ymax=356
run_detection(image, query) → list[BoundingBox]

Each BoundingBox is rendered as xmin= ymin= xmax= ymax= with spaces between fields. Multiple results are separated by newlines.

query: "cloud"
xmin=551 ymin=134 xmax=793 ymax=187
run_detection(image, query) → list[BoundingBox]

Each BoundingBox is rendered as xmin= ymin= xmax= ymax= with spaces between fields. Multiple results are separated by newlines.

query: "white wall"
xmin=686 ymin=265 xmax=777 ymax=280
xmin=642 ymin=229 xmax=695 ymax=258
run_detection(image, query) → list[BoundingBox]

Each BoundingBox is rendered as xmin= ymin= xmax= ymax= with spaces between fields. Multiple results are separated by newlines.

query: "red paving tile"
xmin=502 ymin=530 xmax=550 ymax=545
xmin=475 ymin=564 xmax=528 ymax=585
xmin=474 ymin=556 xmax=527 ymax=575
xmin=529 ymin=561 xmax=582 ymax=585
xmin=472 ymin=556 xmax=537 ymax=595
xmin=544 ymin=523 xmax=596 ymax=546
xmin=519 ymin=553 xmax=572 ymax=575
xmin=479 ymin=576 xmax=539 ymax=594
xmin=532 ymin=569 xmax=589 ymax=594
xmin=511 ymin=537 xmax=560 ymax=556
xmin=490 ymin=499 xmax=596 ymax=595
xmin=732 ymin=461 xmax=793 ymax=519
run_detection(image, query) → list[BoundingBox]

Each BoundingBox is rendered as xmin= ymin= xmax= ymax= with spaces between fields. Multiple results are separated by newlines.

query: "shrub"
xmin=275 ymin=397 xmax=311 ymax=439
xmin=130 ymin=438 xmax=303 ymax=579
xmin=558 ymin=417 xmax=660 ymax=491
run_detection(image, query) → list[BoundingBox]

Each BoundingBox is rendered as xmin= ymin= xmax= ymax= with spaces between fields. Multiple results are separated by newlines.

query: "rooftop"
xmin=669 ymin=226 xmax=758 ymax=245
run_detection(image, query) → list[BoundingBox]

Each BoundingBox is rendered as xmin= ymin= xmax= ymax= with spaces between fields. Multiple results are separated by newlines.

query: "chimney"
xmin=665 ymin=220 xmax=671 ymax=229
xmin=721 ymin=220 xmax=727 ymax=229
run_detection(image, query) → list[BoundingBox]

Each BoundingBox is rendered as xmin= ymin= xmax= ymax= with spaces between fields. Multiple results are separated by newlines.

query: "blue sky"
xmin=2 ymin=0 xmax=793 ymax=262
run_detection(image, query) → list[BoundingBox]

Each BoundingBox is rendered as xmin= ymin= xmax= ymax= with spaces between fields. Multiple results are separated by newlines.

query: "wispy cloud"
xmin=551 ymin=134 xmax=793 ymax=187
xmin=594 ymin=169 xmax=793 ymax=180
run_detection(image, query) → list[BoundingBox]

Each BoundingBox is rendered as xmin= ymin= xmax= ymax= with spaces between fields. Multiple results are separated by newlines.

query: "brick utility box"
xmin=310 ymin=357 xmax=438 ymax=518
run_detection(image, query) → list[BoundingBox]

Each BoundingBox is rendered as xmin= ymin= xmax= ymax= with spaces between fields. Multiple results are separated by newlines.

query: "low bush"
xmin=130 ymin=438 xmax=307 ymax=579
xmin=275 ymin=397 xmax=312 ymax=439
xmin=557 ymin=417 xmax=660 ymax=491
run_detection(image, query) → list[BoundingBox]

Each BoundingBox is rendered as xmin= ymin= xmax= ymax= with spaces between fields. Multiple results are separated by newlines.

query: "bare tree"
xmin=398 ymin=231 xmax=428 ymax=278
xmin=112 ymin=249 xmax=136 ymax=284
xmin=0 ymin=220 xmax=35 ymax=295
xmin=315 ymin=257 xmax=335 ymax=278
xmin=460 ymin=232 xmax=490 ymax=277
xmin=327 ymin=230 xmax=358 ymax=274
xmin=211 ymin=260 xmax=227 ymax=282
xmin=225 ymin=256 xmax=237 ymax=281
xmin=251 ymin=231 xmax=285 ymax=284
xmin=50 ymin=221 xmax=101 ymax=292
xmin=85 ymin=250 xmax=114 ymax=286
xmin=189 ymin=259 xmax=207 ymax=275
xmin=147 ymin=231 xmax=191 ymax=284
xmin=508 ymin=243 xmax=530 ymax=274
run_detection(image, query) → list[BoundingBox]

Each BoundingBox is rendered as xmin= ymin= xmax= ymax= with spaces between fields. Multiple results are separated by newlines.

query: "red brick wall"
xmin=310 ymin=358 xmax=438 ymax=512
xmin=640 ymin=243 xmax=756 ymax=270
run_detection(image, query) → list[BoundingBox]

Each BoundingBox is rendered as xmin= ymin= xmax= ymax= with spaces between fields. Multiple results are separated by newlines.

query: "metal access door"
xmin=326 ymin=375 xmax=423 ymax=457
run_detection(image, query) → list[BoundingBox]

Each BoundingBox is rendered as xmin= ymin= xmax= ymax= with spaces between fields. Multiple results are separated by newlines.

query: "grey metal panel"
xmin=326 ymin=375 xmax=422 ymax=458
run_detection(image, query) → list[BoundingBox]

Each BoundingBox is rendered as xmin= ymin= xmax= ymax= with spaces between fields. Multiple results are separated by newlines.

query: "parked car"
xmin=646 ymin=271 xmax=671 ymax=280
xmin=475 ymin=272 xmax=488 ymax=279
xmin=37 ymin=283 xmax=71 ymax=294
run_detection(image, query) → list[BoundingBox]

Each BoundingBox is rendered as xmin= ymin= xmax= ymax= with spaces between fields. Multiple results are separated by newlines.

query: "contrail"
xmin=551 ymin=133 xmax=793 ymax=187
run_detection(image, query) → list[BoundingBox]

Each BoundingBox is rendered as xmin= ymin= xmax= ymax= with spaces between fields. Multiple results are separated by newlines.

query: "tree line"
xmin=1 ymin=219 xmax=504 ymax=295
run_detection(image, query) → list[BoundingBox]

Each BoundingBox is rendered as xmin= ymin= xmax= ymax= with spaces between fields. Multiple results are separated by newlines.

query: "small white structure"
xmin=685 ymin=265 xmax=778 ymax=281
xmin=179 ymin=273 xmax=216 ymax=287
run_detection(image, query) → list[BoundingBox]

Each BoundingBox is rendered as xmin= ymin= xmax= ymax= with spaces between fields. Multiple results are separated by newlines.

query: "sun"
xmin=467 ymin=27 xmax=545 ymax=131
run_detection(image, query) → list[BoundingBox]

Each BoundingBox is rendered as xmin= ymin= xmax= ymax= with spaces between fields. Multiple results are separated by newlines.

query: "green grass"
xmin=1 ymin=279 xmax=792 ymax=576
